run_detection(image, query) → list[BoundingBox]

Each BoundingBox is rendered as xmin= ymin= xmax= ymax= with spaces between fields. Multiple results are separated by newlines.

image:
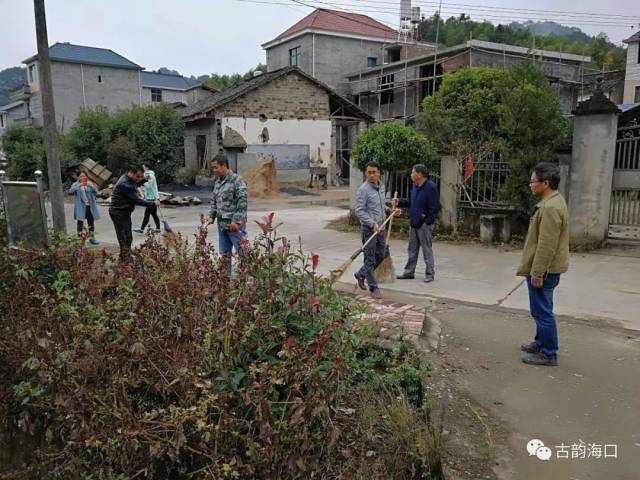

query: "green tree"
xmin=63 ymin=104 xmax=185 ymax=182
xmin=498 ymin=63 xmax=568 ymax=217
xmin=351 ymin=122 xmax=438 ymax=174
xmin=64 ymin=109 xmax=111 ymax=164
xmin=1 ymin=126 xmax=45 ymax=180
xmin=415 ymin=15 xmax=627 ymax=69
xmin=418 ymin=62 xmax=568 ymax=219
xmin=417 ymin=67 xmax=504 ymax=156
xmin=121 ymin=104 xmax=184 ymax=183
xmin=204 ymin=63 xmax=267 ymax=91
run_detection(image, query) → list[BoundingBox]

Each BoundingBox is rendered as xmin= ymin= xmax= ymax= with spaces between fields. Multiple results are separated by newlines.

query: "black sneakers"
xmin=521 ymin=352 xmax=558 ymax=366
xmin=396 ymin=273 xmax=415 ymax=280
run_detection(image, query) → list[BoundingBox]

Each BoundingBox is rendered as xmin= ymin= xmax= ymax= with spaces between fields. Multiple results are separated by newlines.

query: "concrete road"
xmin=379 ymin=290 xmax=640 ymax=479
xmin=58 ymin=201 xmax=640 ymax=332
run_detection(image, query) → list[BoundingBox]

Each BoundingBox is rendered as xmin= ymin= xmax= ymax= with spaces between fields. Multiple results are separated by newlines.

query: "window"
xmin=0 ymin=114 xmax=5 ymax=128
xmin=635 ymin=86 xmax=640 ymax=103
xmin=637 ymin=45 xmax=640 ymax=64
xmin=367 ymin=57 xmax=377 ymax=68
xmin=378 ymin=73 xmax=395 ymax=105
xmin=28 ymin=64 xmax=37 ymax=83
xmin=151 ymin=88 xmax=162 ymax=102
xmin=289 ymin=46 xmax=301 ymax=67
xmin=98 ymin=75 xmax=102 ymax=83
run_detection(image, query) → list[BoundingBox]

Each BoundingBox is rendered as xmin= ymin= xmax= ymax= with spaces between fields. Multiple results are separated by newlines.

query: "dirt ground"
xmin=350 ymin=288 xmax=640 ymax=479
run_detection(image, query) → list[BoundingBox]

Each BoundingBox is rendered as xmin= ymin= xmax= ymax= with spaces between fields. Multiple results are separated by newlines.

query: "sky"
xmin=0 ymin=0 xmax=638 ymax=77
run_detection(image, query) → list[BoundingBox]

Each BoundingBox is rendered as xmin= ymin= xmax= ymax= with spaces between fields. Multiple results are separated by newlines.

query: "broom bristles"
xmin=330 ymin=258 xmax=354 ymax=284
xmin=375 ymin=255 xmax=396 ymax=283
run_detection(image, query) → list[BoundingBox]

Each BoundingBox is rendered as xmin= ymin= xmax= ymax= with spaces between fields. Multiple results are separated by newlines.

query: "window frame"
xmin=151 ymin=88 xmax=163 ymax=103
xmin=378 ymin=73 xmax=395 ymax=105
xmin=288 ymin=46 xmax=301 ymax=67
xmin=367 ymin=57 xmax=378 ymax=68
xmin=28 ymin=64 xmax=36 ymax=83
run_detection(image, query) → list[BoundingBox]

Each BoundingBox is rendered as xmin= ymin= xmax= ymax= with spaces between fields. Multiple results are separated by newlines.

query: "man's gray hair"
xmin=412 ymin=164 xmax=429 ymax=178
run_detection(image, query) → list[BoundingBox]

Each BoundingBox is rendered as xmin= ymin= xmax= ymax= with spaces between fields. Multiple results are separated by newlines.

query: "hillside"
xmin=416 ymin=16 xmax=626 ymax=69
xmin=510 ymin=21 xmax=592 ymax=44
xmin=0 ymin=67 xmax=26 ymax=106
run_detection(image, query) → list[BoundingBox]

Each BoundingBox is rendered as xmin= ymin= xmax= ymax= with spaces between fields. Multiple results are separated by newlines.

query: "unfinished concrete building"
xmin=345 ymin=39 xmax=591 ymax=122
xmin=263 ymin=8 xmax=436 ymax=96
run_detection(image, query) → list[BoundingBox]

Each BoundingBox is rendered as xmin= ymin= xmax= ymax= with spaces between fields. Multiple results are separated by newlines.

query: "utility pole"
xmin=34 ymin=0 xmax=66 ymax=233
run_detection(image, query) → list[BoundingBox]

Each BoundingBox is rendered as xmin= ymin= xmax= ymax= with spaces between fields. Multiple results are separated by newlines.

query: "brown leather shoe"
xmin=354 ymin=274 xmax=366 ymax=290
xmin=370 ymin=288 xmax=382 ymax=300
xmin=521 ymin=342 xmax=540 ymax=354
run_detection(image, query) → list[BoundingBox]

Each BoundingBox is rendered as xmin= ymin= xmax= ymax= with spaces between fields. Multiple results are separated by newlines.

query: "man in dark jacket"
xmin=396 ymin=164 xmax=440 ymax=283
xmin=109 ymin=165 xmax=159 ymax=260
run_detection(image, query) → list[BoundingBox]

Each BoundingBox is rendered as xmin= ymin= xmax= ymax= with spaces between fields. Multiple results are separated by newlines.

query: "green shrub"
xmin=352 ymin=122 xmax=439 ymax=173
xmin=0 ymin=213 xmax=441 ymax=479
xmin=418 ymin=63 xmax=568 ymax=220
xmin=1 ymin=125 xmax=45 ymax=180
xmin=65 ymin=105 xmax=185 ymax=182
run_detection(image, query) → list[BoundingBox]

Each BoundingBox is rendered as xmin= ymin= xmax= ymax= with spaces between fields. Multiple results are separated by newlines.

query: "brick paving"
xmin=345 ymin=293 xmax=425 ymax=341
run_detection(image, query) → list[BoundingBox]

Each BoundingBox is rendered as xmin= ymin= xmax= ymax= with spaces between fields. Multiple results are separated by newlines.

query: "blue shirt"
xmin=400 ymin=179 xmax=440 ymax=228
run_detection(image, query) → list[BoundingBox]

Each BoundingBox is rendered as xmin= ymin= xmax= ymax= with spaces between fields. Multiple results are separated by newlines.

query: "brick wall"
xmin=221 ymin=73 xmax=330 ymax=120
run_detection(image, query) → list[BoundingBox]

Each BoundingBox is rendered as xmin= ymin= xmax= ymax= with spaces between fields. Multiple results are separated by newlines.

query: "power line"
xmin=340 ymin=0 xmax=640 ymax=21
xmin=286 ymin=0 xmax=638 ymax=27
xmin=242 ymin=0 xmax=638 ymax=28
xmin=236 ymin=0 xmax=403 ymax=33
xmin=238 ymin=0 xmax=637 ymax=39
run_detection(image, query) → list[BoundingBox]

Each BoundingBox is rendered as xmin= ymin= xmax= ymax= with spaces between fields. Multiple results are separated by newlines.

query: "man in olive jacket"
xmin=517 ymin=163 xmax=569 ymax=366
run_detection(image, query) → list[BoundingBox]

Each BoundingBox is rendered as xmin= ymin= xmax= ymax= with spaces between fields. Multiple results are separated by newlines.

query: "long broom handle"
xmin=386 ymin=192 xmax=398 ymax=242
xmin=348 ymin=212 xmax=395 ymax=261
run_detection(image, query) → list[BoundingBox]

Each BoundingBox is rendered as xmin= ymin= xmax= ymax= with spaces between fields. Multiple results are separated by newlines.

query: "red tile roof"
xmin=623 ymin=30 xmax=640 ymax=44
xmin=266 ymin=8 xmax=400 ymax=45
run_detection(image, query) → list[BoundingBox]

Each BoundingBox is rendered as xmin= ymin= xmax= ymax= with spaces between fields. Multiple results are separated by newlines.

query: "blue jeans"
xmin=526 ymin=274 xmax=561 ymax=356
xmin=218 ymin=224 xmax=246 ymax=278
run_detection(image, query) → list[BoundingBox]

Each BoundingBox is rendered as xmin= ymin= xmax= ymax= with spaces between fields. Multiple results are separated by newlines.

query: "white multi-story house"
xmin=14 ymin=42 xmax=213 ymax=132
xmin=623 ymin=30 xmax=640 ymax=104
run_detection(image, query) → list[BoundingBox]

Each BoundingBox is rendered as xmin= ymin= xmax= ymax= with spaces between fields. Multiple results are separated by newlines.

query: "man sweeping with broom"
xmin=354 ymin=161 xmax=400 ymax=299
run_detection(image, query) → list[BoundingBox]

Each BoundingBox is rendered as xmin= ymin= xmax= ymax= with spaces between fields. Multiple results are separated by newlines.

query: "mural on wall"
xmin=246 ymin=144 xmax=310 ymax=170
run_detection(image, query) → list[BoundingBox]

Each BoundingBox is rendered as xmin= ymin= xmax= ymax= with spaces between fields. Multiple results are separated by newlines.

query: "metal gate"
xmin=609 ymin=119 xmax=640 ymax=240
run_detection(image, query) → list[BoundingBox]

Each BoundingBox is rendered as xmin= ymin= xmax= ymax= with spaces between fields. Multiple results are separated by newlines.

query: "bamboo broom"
xmin=330 ymin=212 xmax=395 ymax=284
xmin=374 ymin=192 xmax=398 ymax=283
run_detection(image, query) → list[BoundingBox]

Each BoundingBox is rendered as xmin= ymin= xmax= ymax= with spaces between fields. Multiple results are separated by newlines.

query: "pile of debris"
xmin=96 ymin=187 xmax=202 ymax=207
xmin=244 ymin=158 xmax=279 ymax=199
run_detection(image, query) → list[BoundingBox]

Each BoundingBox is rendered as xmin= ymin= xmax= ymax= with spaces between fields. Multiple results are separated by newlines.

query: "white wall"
xmin=624 ymin=43 xmax=640 ymax=104
xmin=221 ymin=116 xmax=332 ymax=182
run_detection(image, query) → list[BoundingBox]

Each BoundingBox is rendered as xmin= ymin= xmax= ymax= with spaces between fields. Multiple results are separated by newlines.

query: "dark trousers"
xmin=141 ymin=204 xmax=160 ymax=230
xmin=109 ymin=208 xmax=133 ymax=260
xmin=526 ymin=274 xmax=561 ymax=356
xmin=356 ymin=225 xmax=386 ymax=290
xmin=77 ymin=205 xmax=95 ymax=235
xmin=403 ymin=223 xmax=435 ymax=280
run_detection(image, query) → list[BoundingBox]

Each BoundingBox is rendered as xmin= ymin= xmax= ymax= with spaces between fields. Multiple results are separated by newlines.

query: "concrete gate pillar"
xmin=439 ymin=155 xmax=460 ymax=233
xmin=567 ymin=92 xmax=620 ymax=246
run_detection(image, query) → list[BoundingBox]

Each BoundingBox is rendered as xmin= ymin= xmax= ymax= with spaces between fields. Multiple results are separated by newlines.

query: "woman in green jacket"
xmin=134 ymin=163 xmax=161 ymax=234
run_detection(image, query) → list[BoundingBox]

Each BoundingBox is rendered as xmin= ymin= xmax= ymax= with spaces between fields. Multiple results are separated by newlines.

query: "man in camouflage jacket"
xmin=205 ymin=153 xmax=248 ymax=278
